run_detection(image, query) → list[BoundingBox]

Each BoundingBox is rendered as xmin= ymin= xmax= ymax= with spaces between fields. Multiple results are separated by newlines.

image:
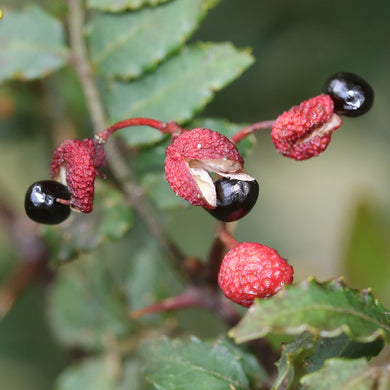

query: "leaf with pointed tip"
xmin=300 ymin=358 xmax=390 ymax=390
xmin=43 ymin=181 xmax=133 ymax=265
xmin=87 ymin=0 xmax=171 ymax=12
xmin=88 ymin=0 xmax=220 ymax=79
xmin=229 ymin=278 xmax=390 ymax=344
xmin=103 ymin=43 xmax=254 ymax=146
xmin=0 ymin=6 xmax=68 ymax=82
xmin=141 ymin=337 xmax=265 ymax=390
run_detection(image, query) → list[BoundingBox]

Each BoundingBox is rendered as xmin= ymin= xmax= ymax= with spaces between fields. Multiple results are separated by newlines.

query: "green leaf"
xmin=220 ymin=339 xmax=268 ymax=388
xmin=300 ymin=358 xmax=390 ymax=390
xmin=141 ymin=171 xmax=189 ymax=210
xmin=88 ymin=0 xmax=219 ymax=79
xmin=343 ymin=200 xmax=390 ymax=298
xmin=87 ymin=0 xmax=171 ymax=12
xmin=141 ymin=337 xmax=263 ymax=390
xmin=272 ymin=332 xmax=317 ymax=390
xmin=56 ymin=356 xmax=144 ymax=390
xmin=229 ymin=278 xmax=390 ymax=344
xmin=47 ymin=251 xmax=132 ymax=351
xmin=47 ymin=215 xmax=183 ymax=351
xmin=44 ymin=181 xmax=133 ymax=265
xmin=0 ymin=5 xmax=68 ymax=82
xmin=103 ymin=42 xmax=254 ymax=146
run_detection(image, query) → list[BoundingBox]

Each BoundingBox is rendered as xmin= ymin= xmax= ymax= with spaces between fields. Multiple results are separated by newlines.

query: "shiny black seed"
xmin=25 ymin=180 xmax=71 ymax=225
xmin=206 ymin=177 xmax=259 ymax=222
xmin=323 ymin=72 xmax=374 ymax=117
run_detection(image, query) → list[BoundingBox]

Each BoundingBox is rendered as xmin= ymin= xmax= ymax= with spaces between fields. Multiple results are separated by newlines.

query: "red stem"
xmin=96 ymin=118 xmax=187 ymax=143
xmin=130 ymin=286 xmax=205 ymax=318
xmin=218 ymin=230 xmax=239 ymax=250
xmin=231 ymin=119 xmax=276 ymax=144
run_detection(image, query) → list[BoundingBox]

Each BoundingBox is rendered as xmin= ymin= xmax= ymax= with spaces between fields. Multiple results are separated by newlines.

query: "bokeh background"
xmin=0 ymin=0 xmax=389 ymax=388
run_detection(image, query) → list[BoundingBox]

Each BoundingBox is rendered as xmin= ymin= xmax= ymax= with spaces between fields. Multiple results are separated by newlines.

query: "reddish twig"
xmin=231 ymin=119 xmax=276 ymax=144
xmin=218 ymin=229 xmax=240 ymax=250
xmin=131 ymin=286 xmax=205 ymax=319
xmin=96 ymin=118 xmax=187 ymax=143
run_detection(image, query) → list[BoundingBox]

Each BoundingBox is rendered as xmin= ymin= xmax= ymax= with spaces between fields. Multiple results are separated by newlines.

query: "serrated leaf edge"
xmin=143 ymin=336 xmax=251 ymax=390
xmin=89 ymin=0 xmax=221 ymax=81
xmin=229 ymin=277 xmax=390 ymax=344
xmin=109 ymin=42 xmax=254 ymax=122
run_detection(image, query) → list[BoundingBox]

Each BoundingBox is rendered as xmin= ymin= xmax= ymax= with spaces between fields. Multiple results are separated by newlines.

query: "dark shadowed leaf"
xmin=229 ymin=278 xmax=390 ymax=344
xmin=0 ymin=6 xmax=68 ymax=82
xmin=88 ymin=0 xmax=219 ymax=79
xmin=103 ymin=43 xmax=254 ymax=146
xmin=273 ymin=332 xmax=384 ymax=390
xmin=87 ymin=0 xmax=171 ymax=12
xmin=305 ymin=333 xmax=384 ymax=374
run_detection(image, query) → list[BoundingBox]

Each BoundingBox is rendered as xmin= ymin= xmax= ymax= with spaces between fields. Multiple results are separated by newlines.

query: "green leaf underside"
xmin=87 ymin=0 xmax=171 ymax=12
xmin=273 ymin=332 xmax=384 ymax=390
xmin=229 ymin=278 xmax=390 ymax=344
xmin=43 ymin=181 xmax=133 ymax=265
xmin=104 ymin=42 xmax=254 ymax=146
xmin=56 ymin=356 xmax=144 ymax=390
xmin=300 ymin=358 xmax=390 ymax=390
xmin=0 ymin=6 xmax=68 ymax=82
xmin=89 ymin=0 xmax=220 ymax=79
xmin=142 ymin=337 xmax=264 ymax=390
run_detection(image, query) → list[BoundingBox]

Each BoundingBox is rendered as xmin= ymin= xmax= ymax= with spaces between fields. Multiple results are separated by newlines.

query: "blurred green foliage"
xmin=0 ymin=0 xmax=389 ymax=389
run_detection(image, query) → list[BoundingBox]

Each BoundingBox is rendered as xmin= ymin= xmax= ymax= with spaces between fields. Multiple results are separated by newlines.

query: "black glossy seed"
xmin=323 ymin=72 xmax=374 ymax=117
xmin=25 ymin=180 xmax=71 ymax=225
xmin=206 ymin=177 xmax=259 ymax=222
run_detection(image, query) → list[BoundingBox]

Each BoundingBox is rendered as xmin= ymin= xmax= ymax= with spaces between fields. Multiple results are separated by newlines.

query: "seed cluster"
xmin=23 ymin=72 xmax=373 ymax=307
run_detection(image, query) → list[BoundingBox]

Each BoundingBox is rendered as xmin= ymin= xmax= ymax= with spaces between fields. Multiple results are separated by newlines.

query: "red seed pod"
xmin=50 ymin=138 xmax=105 ymax=213
xmin=165 ymin=128 xmax=253 ymax=209
xmin=218 ymin=242 xmax=294 ymax=308
xmin=271 ymin=94 xmax=343 ymax=160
